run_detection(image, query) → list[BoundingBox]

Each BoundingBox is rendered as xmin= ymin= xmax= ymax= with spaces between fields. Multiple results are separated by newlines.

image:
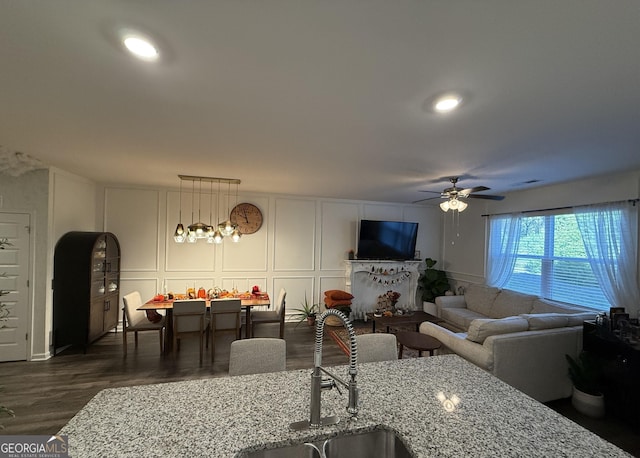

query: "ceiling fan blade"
xmin=467 ymin=194 xmax=505 ymax=201
xmin=461 ymin=186 xmax=490 ymax=194
xmin=412 ymin=196 xmax=441 ymax=204
xmin=418 ymin=190 xmax=443 ymax=194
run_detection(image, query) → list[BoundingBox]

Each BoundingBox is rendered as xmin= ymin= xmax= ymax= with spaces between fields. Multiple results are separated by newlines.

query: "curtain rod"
xmin=481 ymin=198 xmax=639 ymax=218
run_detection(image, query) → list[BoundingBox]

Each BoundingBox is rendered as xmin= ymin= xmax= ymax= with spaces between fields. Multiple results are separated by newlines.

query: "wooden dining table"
xmin=139 ymin=295 xmax=270 ymax=352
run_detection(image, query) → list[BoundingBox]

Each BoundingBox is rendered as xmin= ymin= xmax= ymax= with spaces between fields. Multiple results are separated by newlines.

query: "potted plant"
xmin=417 ymin=258 xmax=451 ymax=303
xmin=565 ymin=352 xmax=605 ymax=418
xmin=291 ymin=294 xmax=319 ymax=327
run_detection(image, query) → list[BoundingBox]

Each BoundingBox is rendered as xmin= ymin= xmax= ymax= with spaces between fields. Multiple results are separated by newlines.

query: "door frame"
xmin=0 ymin=209 xmax=35 ymax=361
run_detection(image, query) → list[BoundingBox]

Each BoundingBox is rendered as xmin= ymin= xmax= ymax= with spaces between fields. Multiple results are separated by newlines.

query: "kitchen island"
xmin=60 ymin=355 xmax=630 ymax=457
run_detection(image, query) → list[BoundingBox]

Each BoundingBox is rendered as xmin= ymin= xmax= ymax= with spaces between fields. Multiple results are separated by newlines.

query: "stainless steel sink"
xmin=242 ymin=428 xmax=414 ymax=458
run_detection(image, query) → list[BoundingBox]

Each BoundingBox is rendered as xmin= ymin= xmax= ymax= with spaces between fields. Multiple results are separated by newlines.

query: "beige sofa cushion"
xmin=464 ymin=284 xmax=500 ymax=316
xmin=566 ymin=312 xmax=597 ymax=326
xmin=520 ymin=313 xmax=569 ymax=330
xmin=466 ymin=316 xmax=529 ymax=343
xmin=441 ymin=307 xmax=486 ymax=331
xmin=490 ymin=289 xmax=536 ymax=318
xmin=530 ymin=298 xmax=581 ymax=314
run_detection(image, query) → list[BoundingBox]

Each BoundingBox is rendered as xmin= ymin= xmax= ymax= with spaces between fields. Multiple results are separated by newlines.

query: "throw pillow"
xmin=324 ymin=290 xmax=354 ymax=301
xmin=324 ymin=297 xmax=352 ymax=308
xmin=464 ymin=284 xmax=500 ymax=316
xmin=466 ymin=316 xmax=529 ymax=344
xmin=490 ymin=289 xmax=536 ymax=318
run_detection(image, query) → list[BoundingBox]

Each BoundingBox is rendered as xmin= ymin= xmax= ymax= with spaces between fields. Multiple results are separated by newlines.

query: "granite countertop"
xmin=60 ymin=355 xmax=630 ymax=457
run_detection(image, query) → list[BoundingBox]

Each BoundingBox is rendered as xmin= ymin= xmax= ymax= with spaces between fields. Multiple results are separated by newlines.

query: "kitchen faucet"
xmin=290 ymin=309 xmax=359 ymax=430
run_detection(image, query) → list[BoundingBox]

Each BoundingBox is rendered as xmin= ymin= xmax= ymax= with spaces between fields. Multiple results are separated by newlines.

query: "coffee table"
xmin=366 ymin=310 xmax=443 ymax=333
xmin=396 ymin=330 xmax=442 ymax=358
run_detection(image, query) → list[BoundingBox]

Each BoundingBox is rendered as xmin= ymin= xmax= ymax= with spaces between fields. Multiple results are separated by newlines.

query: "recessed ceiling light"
xmin=122 ymin=34 xmax=159 ymax=61
xmin=433 ymin=93 xmax=462 ymax=113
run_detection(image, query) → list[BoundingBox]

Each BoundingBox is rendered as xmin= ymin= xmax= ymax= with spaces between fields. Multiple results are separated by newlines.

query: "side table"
xmin=396 ymin=330 xmax=442 ymax=358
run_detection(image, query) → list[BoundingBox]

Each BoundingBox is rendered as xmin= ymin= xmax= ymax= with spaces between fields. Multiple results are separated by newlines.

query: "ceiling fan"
xmin=414 ymin=177 xmax=505 ymax=210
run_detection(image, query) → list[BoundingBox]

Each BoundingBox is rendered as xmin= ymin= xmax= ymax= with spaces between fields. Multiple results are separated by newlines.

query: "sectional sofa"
xmin=419 ymin=284 xmax=597 ymax=402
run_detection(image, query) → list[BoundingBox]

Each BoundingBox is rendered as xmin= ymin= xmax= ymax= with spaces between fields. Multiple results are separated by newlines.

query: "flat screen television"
xmin=356 ymin=220 xmax=418 ymax=260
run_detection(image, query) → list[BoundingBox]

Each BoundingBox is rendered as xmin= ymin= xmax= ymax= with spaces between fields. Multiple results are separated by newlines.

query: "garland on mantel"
xmin=368 ymin=271 xmax=412 ymax=286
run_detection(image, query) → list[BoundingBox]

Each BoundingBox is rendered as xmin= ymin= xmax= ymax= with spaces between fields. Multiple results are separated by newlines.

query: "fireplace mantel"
xmin=345 ymin=260 xmax=421 ymax=319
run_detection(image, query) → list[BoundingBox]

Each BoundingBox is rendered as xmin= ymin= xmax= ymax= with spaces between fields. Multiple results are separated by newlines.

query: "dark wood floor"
xmin=1 ymin=321 xmax=638 ymax=457
xmin=0 ymin=322 xmax=347 ymax=436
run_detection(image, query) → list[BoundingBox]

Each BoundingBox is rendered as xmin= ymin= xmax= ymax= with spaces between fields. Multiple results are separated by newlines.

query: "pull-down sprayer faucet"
xmin=290 ymin=309 xmax=359 ymax=430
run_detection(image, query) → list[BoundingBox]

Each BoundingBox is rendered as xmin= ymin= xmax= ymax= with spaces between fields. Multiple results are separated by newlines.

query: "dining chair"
xmin=208 ymin=299 xmax=242 ymax=363
xmin=172 ymin=299 xmax=207 ymax=364
xmin=228 ymin=338 xmax=286 ymax=376
xmin=251 ymin=288 xmax=286 ymax=338
xmin=356 ymin=333 xmax=398 ymax=363
xmin=122 ymin=291 xmax=165 ymax=356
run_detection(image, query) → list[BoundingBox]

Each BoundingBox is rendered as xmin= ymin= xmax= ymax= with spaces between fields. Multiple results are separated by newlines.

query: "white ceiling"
xmin=1 ymin=1 xmax=639 ymax=203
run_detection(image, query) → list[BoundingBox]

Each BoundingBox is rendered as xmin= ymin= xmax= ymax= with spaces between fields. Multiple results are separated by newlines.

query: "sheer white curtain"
xmin=574 ymin=202 xmax=640 ymax=317
xmin=487 ymin=214 xmax=522 ymax=288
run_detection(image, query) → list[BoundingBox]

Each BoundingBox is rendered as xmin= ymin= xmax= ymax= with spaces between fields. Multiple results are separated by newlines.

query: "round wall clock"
xmin=230 ymin=203 xmax=263 ymax=235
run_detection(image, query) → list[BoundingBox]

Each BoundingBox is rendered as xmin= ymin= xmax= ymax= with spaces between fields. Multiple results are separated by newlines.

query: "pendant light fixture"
xmin=213 ymin=178 xmax=224 ymax=244
xmin=174 ymin=175 xmax=241 ymax=244
xmin=173 ymin=178 xmax=186 ymax=243
xmin=188 ymin=178 xmax=209 ymax=239
xmin=186 ymin=179 xmax=197 ymax=243
xmin=206 ymin=179 xmax=216 ymax=244
xmin=219 ymin=181 xmax=235 ymax=236
xmin=231 ymin=181 xmax=242 ymax=242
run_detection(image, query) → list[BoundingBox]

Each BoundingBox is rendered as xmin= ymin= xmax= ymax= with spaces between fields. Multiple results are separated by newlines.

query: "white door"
xmin=0 ymin=212 xmax=30 ymax=361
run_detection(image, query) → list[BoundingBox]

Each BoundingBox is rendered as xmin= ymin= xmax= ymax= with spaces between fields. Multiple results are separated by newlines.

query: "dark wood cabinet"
xmin=583 ymin=320 xmax=640 ymax=431
xmin=53 ymin=232 xmax=120 ymax=354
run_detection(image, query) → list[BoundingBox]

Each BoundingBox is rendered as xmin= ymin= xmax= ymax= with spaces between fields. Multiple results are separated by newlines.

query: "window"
xmin=502 ymin=213 xmax=610 ymax=310
xmin=488 ymin=201 xmax=640 ymax=313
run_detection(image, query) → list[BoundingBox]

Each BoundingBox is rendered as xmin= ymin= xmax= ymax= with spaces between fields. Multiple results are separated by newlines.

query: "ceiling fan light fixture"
xmin=440 ymin=197 xmax=467 ymax=212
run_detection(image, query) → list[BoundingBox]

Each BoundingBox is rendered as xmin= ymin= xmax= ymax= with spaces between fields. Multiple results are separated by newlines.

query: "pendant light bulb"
xmin=174 ymin=223 xmax=186 ymax=243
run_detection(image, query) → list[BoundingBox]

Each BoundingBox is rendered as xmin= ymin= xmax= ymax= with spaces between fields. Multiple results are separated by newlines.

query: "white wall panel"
xmin=273 ymin=276 xmax=315 ymax=317
xmin=51 ymin=170 xmax=96 ymax=239
xmin=273 ymin=198 xmax=315 ymax=271
xmin=362 ymin=203 xmax=403 ymax=221
xmin=106 ymin=188 xmax=159 ymax=272
xmin=402 ymin=205 xmax=442 ymax=261
xmin=320 ymin=201 xmax=359 ymax=270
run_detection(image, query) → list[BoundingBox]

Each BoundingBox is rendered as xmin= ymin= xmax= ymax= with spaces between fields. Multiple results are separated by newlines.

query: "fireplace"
xmin=345 ymin=260 xmax=421 ymax=319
